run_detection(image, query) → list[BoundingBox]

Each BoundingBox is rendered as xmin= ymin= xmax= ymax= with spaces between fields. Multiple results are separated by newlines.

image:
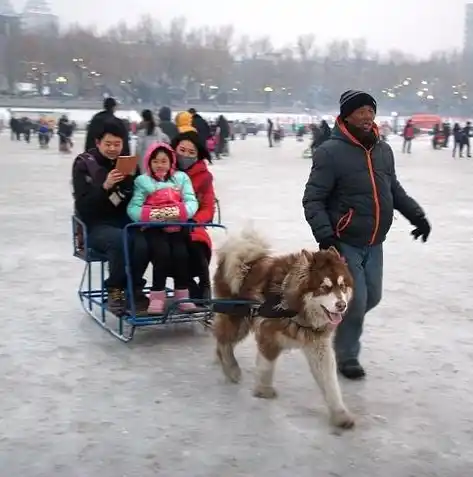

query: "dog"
xmin=212 ymin=227 xmax=355 ymax=428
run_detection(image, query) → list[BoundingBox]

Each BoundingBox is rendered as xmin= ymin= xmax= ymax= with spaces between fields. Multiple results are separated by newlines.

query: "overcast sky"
xmin=13 ymin=0 xmax=469 ymax=57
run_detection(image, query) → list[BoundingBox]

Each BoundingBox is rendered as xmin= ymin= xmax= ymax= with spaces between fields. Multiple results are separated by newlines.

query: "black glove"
xmin=411 ymin=216 xmax=431 ymax=242
xmin=319 ymin=236 xmax=338 ymax=251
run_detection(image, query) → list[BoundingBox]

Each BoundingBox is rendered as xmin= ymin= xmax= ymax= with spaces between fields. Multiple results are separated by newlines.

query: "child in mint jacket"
xmin=127 ymin=142 xmax=198 ymax=314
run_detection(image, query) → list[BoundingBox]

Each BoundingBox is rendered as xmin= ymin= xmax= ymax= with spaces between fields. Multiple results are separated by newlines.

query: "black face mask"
xmin=176 ymin=154 xmax=198 ymax=170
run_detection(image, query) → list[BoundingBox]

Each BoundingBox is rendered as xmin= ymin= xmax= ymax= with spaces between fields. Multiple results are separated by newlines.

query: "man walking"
xmin=303 ymin=90 xmax=431 ymax=379
xmin=85 ymin=97 xmax=130 ymax=155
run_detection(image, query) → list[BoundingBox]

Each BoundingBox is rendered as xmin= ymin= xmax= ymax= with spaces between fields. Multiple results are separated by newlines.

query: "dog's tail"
xmin=217 ymin=225 xmax=271 ymax=295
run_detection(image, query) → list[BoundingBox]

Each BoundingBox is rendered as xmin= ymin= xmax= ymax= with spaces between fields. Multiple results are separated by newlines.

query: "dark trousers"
xmin=88 ymin=224 xmax=149 ymax=289
xmin=215 ymin=136 xmax=228 ymax=157
xmin=335 ymin=243 xmax=383 ymax=363
xmin=187 ymin=241 xmax=211 ymax=299
xmin=461 ymin=138 xmax=471 ymax=157
xmin=146 ymin=229 xmax=189 ymax=290
xmin=39 ymin=133 xmax=49 ymax=146
xmin=453 ymin=140 xmax=462 ymax=157
xmin=402 ymin=138 xmax=412 ymax=153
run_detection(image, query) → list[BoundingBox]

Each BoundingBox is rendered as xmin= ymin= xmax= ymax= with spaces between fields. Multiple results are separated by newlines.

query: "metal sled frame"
xmin=73 ymin=216 xmax=255 ymax=342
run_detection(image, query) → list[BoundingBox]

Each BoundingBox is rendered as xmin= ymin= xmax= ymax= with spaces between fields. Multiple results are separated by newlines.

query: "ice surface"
xmin=0 ymin=133 xmax=473 ymax=476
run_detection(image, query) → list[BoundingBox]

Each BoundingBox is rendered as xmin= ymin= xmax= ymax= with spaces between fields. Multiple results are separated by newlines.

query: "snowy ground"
xmin=1 ymin=132 xmax=473 ymax=476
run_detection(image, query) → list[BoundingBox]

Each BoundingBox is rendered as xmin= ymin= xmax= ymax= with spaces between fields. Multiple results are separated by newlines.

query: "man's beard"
xmin=344 ymin=121 xmax=377 ymax=148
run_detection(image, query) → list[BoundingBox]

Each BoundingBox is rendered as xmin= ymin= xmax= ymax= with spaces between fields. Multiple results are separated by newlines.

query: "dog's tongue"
xmin=329 ymin=312 xmax=343 ymax=325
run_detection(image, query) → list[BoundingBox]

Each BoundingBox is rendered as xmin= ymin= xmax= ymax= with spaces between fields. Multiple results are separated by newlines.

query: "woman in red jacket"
xmin=171 ymin=129 xmax=215 ymax=299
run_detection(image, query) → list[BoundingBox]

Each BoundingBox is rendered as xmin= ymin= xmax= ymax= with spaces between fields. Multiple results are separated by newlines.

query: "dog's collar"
xmin=290 ymin=315 xmax=316 ymax=330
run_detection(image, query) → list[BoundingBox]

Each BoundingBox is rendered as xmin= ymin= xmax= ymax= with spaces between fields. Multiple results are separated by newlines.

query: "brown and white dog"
xmin=212 ymin=227 xmax=355 ymax=428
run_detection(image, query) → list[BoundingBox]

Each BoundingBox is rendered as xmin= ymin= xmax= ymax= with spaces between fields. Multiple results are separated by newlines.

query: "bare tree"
xmin=9 ymin=16 xmax=471 ymax=112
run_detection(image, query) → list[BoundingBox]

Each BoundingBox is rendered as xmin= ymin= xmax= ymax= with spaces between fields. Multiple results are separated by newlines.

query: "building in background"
xmin=0 ymin=0 xmax=20 ymax=91
xmin=464 ymin=3 xmax=473 ymax=57
xmin=21 ymin=0 xmax=58 ymax=34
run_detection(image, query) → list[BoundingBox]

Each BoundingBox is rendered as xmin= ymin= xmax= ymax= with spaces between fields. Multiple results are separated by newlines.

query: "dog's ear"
xmin=327 ymin=246 xmax=341 ymax=259
xmin=300 ymin=249 xmax=313 ymax=265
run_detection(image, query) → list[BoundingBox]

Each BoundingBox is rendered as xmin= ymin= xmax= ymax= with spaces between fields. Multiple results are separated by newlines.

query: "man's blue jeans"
xmin=335 ymin=243 xmax=383 ymax=363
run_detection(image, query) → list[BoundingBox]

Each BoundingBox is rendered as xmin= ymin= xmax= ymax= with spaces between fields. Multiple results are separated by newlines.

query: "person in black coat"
xmin=84 ymin=97 xmax=130 ymax=155
xmin=158 ymin=106 xmax=179 ymax=141
xmin=303 ymin=90 xmax=431 ymax=380
xmin=310 ymin=119 xmax=331 ymax=154
xmin=461 ymin=121 xmax=472 ymax=158
xmin=73 ymin=121 xmax=148 ymax=314
xmin=188 ymin=108 xmax=211 ymax=145
xmin=452 ymin=123 xmax=463 ymax=158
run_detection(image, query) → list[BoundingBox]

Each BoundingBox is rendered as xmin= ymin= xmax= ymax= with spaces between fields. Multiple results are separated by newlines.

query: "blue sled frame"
xmin=73 ymin=216 xmax=254 ymax=342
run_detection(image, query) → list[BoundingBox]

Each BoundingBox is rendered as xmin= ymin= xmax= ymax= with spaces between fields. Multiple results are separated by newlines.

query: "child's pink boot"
xmin=147 ymin=290 xmax=166 ymax=314
xmin=174 ymin=289 xmax=197 ymax=311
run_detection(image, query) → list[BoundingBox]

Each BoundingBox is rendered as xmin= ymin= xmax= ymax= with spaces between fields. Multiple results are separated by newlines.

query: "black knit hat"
xmin=339 ymin=90 xmax=377 ymax=119
xmin=170 ymin=130 xmax=209 ymax=161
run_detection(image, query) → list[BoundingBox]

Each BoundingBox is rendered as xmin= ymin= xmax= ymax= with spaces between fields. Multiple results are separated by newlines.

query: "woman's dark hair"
xmin=141 ymin=109 xmax=156 ymax=136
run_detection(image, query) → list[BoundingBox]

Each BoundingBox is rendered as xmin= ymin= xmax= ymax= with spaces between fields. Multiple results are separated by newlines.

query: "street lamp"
xmin=263 ymin=86 xmax=273 ymax=108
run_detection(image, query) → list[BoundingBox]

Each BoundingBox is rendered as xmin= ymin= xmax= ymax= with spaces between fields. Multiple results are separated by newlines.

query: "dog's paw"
xmin=223 ymin=364 xmax=242 ymax=383
xmin=253 ymin=386 xmax=278 ymax=399
xmin=330 ymin=409 xmax=355 ymax=429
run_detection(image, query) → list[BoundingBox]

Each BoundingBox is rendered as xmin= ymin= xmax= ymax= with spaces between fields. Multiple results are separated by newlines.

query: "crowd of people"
xmin=401 ymin=118 xmax=472 ymax=157
xmin=10 ymin=115 xmax=76 ymax=152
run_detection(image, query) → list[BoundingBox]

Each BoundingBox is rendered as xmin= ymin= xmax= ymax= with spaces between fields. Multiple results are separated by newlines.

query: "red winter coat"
xmin=186 ymin=160 xmax=215 ymax=251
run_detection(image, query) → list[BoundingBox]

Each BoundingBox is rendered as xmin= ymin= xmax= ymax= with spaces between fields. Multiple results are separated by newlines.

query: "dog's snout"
xmin=335 ymin=300 xmax=347 ymax=313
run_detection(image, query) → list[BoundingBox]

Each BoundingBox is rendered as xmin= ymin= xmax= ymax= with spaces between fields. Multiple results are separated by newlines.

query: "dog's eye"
xmin=339 ymin=284 xmax=347 ymax=292
xmin=319 ymin=284 xmax=331 ymax=292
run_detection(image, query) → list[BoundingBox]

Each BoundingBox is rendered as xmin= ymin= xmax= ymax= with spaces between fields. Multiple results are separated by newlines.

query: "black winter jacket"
xmin=72 ymin=149 xmax=135 ymax=228
xmin=303 ymin=119 xmax=425 ymax=247
xmin=84 ymin=110 xmax=130 ymax=155
xmin=192 ymin=114 xmax=211 ymax=144
xmin=158 ymin=106 xmax=179 ymax=141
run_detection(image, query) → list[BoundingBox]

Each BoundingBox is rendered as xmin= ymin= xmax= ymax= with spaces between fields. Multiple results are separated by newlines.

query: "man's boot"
xmin=107 ymin=288 xmax=126 ymax=316
xmin=338 ymin=358 xmax=366 ymax=380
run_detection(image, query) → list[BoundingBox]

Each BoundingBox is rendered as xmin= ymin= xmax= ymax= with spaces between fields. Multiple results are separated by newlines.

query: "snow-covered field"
xmin=0 ymin=133 xmax=472 ymax=476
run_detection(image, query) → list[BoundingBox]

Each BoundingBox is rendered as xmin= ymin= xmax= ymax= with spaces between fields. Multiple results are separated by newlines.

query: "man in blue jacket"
xmin=303 ymin=90 xmax=431 ymax=380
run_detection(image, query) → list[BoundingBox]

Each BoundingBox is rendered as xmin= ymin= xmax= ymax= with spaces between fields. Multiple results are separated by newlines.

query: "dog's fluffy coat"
xmin=212 ymin=227 xmax=355 ymax=428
